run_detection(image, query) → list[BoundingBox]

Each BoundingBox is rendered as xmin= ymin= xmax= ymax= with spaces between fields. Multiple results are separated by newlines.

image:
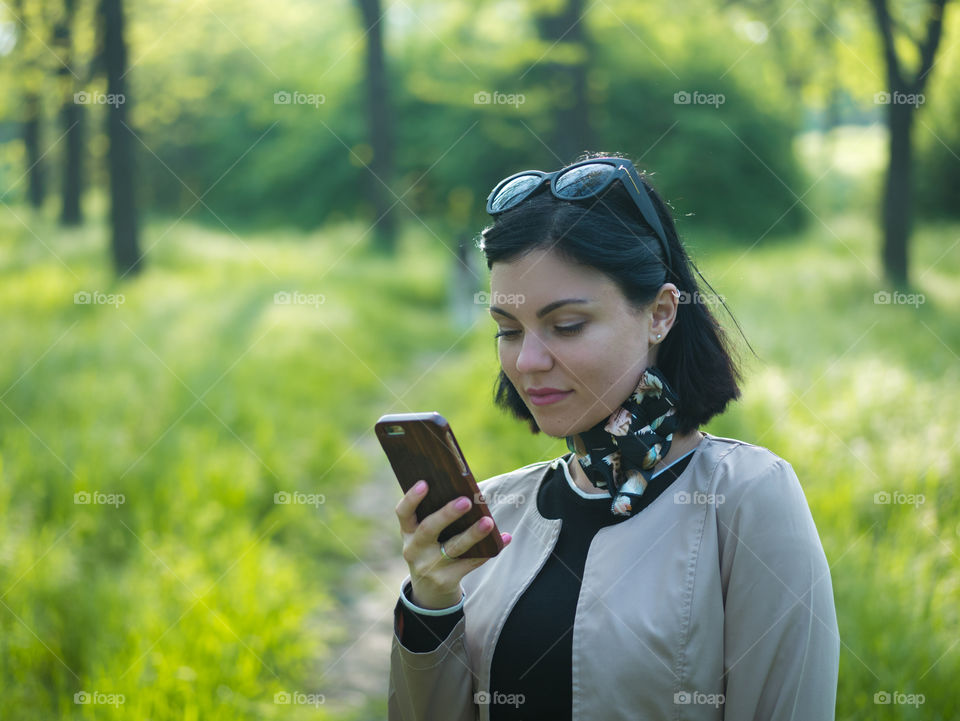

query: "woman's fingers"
xmin=414 ymin=494 xmax=477 ymax=545
xmin=440 ymin=515 xmax=497 ymax=559
xmin=395 ymin=479 xmax=429 ymax=535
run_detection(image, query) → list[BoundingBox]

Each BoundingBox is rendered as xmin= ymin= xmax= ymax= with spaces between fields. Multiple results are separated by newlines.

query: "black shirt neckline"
xmin=537 ymin=449 xmax=697 ymax=521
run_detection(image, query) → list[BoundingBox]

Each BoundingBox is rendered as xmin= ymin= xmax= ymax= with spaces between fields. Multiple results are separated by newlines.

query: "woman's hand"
xmin=395 ymin=480 xmax=512 ymax=610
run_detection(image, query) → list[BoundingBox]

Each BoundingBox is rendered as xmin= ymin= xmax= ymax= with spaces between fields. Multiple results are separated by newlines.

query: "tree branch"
xmin=868 ymin=0 xmax=905 ymax=89
xmin=916 ymin=0 xmax=949 ymax=90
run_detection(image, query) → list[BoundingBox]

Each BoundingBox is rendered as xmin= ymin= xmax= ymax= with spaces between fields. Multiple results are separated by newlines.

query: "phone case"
xmin=375 ymin=412 xmax=504 ymax=558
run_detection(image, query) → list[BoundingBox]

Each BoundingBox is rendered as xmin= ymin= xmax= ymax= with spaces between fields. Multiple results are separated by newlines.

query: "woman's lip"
xmin=528 ymin=390 xmax=573 ymax=406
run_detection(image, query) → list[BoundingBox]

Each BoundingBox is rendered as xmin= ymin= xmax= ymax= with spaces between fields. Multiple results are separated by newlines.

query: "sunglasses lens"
xmin=554 ymin=163 xmax=615 ymax=198
xmin=490 ymin=174 xmax=542 ymax=212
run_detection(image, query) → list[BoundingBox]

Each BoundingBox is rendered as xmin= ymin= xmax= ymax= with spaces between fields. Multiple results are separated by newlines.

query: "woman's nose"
xmin=515 ymin=330 xmax=553 ymax=374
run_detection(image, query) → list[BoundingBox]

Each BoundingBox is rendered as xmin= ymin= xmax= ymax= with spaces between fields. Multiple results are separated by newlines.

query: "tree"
xmin=354 ymin=0 xmax=398 ymax=254
xmin=12 ymin=0 xmax=47 ymax=210
xmin=531 ymin=0 xmax=594 ymax=163
xmin=868 ymin=0 xmax=950 ymax=287
xmin=99 ymin=0 xmax=141 ymax=275
xmin=53 ymin=0 xmax=84 ymax=226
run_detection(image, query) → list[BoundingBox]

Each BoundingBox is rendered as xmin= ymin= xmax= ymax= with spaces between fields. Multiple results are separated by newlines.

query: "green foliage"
xmin=0 ymin=0 xmax=810 ymax=239
xmin=915 ymin=9 xmax=960 ymax=220
xmin=0 ymin=210 xmax=462 ymax=719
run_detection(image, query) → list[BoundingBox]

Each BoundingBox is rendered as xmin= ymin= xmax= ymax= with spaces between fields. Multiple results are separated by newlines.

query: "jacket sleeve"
xmin=387 ymin=577 xmax=478 ymax=721
xmin=718 ymin=458 xmax=840 ymax=721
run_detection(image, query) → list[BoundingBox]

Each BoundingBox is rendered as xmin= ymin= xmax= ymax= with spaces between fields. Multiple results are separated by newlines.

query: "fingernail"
xmin=413 ymin=481 xmax=426 ymax=493
xmin=502 ymin=533 xmax=512 ymax=542
xmin=455 ymin=497 xmax=471 ymax=510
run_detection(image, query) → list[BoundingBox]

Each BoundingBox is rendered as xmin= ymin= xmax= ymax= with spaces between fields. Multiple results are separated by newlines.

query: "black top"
xmin=394 ymin=450 xmax=695 ymax=719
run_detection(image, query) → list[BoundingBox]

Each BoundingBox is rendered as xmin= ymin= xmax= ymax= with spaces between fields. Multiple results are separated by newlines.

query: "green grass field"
xmin=1 ymin=201 xmax=958 ymax=719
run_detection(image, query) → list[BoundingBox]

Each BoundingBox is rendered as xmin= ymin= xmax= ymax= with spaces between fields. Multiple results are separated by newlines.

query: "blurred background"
xmin=0 ymin=0 xmax=958 ymax=718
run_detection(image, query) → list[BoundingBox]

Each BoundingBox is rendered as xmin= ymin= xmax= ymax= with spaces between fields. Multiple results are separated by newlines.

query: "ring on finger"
xmin=440 ymin=542 xmax=455 ymax=561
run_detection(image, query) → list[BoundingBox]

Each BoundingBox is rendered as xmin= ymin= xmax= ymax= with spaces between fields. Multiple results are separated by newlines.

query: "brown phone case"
xmin=375 ymin=412 xmax=504 ymax=559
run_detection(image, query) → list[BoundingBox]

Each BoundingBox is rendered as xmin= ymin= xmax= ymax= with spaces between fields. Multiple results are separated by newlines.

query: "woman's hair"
xmin=476 ymin=151 xmax=755 ymax=436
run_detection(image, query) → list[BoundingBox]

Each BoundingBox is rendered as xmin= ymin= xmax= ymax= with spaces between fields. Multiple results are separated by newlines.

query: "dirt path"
xmin=316 ymin=351 xmax=463 ymax=719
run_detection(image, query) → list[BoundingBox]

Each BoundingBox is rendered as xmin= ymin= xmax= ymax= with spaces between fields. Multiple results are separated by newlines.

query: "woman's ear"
xmin=649 ymin=283 xmax=680 ymax=342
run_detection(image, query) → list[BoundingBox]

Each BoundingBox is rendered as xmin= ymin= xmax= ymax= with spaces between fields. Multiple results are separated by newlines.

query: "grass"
xmin=1 ymin=197 xmax=958 ymax=719
xmin=0 ymin=211 xmax=471 ymax=720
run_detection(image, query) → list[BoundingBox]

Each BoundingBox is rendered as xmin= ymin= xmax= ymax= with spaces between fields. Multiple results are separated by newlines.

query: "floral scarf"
xmin=565 ymin=367 xmax=682 ymax=517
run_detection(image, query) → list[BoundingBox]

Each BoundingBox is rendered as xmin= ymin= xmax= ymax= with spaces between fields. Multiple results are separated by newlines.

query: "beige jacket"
xmin=388 ymin=432 xmax=840 ymax=720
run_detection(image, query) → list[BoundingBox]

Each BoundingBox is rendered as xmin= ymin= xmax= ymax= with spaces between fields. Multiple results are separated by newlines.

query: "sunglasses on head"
xmin=485 ymin=157 xmax=672 ymax=274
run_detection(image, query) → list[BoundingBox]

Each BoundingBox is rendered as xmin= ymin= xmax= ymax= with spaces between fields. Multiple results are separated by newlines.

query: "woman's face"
xmin=489 ymin=246 xmax=679 ymax=438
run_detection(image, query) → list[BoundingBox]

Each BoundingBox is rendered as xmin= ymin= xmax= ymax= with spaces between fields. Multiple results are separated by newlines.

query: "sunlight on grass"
xmin=1 ymin=201 xmax=957 ymax=719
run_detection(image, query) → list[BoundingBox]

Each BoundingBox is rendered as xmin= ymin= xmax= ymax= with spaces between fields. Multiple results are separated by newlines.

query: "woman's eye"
xmin=494 ymin=323 xmax=585 ymax=339
xmin=556 ymin=323 xmax=585 ymax=336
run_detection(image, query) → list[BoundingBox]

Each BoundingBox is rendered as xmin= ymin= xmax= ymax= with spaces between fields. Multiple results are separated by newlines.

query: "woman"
xmin=388 ymin=153 xmax=840 ymax=721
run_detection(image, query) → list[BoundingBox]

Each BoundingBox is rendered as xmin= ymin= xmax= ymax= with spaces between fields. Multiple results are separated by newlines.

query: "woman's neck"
xmin=569 ymin=429 xmax=704 ymax=495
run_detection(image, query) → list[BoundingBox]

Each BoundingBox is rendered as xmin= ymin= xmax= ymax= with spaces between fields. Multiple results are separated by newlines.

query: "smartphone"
xmin=375 ymin=412 xmax=504 ymax=558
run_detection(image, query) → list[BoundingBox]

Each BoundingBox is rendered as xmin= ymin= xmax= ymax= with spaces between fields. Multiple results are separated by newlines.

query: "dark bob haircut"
xmin=476 ymin=151 xmax=753 ymax=436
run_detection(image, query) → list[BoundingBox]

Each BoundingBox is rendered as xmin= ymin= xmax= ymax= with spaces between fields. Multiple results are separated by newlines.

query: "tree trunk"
xmin=869 ymin=0 xmax=948 ymax=289
xmin=56 ymin=0 xmax=83 ymax=226
xmin=24 ymin=94 xmax=45 ymax=209
xmin=881 ymin=101 xmax=912 ymax=287
xmin=532 ymin=0 xmax=594 ymax=163
xmin=355 ymin=0 xmax=397 ymax=254
xmin=100 ymin=0 xmax=141 ymax=275
xmin=60 ymin=101 xmax=83 ymax=226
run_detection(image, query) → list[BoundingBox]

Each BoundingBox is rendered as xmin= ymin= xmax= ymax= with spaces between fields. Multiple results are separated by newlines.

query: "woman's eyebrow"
xmin=488 ymin=298 xmax=590 ymax=320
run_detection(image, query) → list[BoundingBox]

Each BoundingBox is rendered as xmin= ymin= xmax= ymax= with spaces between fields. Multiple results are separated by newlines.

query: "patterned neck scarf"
xmin=565 ymin=367 xmax=682 ymax=517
